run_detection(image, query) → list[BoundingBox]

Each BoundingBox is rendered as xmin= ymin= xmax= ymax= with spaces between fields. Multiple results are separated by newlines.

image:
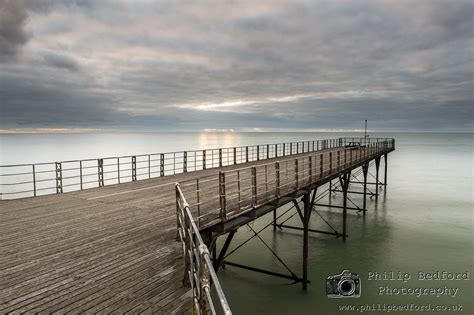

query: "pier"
xmin=0 ymin=137 xmax=394 ymax=314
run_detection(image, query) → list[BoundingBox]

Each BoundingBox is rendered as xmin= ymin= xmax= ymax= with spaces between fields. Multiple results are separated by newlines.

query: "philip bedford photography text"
xmin=368 ymin=271 xmax=469 ymax=298
xmin=335 ymin=271 xmax=469 ymax=313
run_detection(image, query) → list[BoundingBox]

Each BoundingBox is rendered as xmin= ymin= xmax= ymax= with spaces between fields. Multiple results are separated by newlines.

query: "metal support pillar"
xmin=302 ymin=190 xmax=311 ymax=290
xmin=375 ymin=156 xmax=381 ymax=200
xmin=384 ymin=153 xmax=388 ymax=186
xmin=339 ymin=171 xmax=351 ymax=241
xmin=362 ymin=163 xmax=369 ymax=214
xmin=214 ymin=230 xmax=236 ymax=272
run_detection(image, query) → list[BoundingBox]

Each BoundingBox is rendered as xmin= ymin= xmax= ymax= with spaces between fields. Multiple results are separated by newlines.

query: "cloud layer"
xmin=1 ymin=0 xmax=472 ymax=131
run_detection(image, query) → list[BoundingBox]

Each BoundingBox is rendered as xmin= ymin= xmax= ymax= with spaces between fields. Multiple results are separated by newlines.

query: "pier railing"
xmin=0 ymin=137 xmax=394 ymax=199
xmin=178 ymin=138 xmax=395 ymax=229
xmin=0 ymin=137 xmax=336 ymax=199
xmin=176 ymin=184 xmax=232 ymax=315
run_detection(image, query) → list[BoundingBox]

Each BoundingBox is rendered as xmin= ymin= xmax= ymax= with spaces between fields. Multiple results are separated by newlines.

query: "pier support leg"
xmin=214 ymin=230 xmax=236 ymax=272
xmin=302 ymin=190 xmax=311 ymax=290
xmin=384 ymin=153 xmax=388 ymax=186
xmin=375 ymin=157 xmax=381 ymax=200
xmin=362 ymin=163 xmax=369 ymax=214
xmin=339 ymin=171 xmax=351 ymax=241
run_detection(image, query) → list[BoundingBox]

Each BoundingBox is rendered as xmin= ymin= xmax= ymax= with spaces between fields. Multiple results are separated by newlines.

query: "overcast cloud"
xmin=0 ymin=0 xmax=472 ymax=132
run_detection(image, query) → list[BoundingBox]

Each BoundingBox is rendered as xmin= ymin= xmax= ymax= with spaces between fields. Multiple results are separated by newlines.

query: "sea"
xmin=0 ymin=132 xmax=472 ymax=314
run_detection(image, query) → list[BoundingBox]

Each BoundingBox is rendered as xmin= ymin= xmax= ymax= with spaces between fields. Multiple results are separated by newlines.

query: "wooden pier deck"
xmin=0 ymin=138 xmax=394 ymax=314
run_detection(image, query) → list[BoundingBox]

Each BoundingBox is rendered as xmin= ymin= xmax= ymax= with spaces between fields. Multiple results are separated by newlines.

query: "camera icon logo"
xmin=326 ymin=270 xmax=361 ymax=298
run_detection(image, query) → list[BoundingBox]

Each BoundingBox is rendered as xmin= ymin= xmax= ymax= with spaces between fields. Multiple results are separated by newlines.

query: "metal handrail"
xmin=179 ymin=139 xmax=395 ymax=226
xmin=176 ymin=184 xmax=232 ymax=315
xmin=0 ymin=137 xmax=350 ymax=199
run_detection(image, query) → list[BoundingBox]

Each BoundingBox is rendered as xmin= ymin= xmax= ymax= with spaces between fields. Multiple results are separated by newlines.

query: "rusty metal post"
xmin=55 ymin=162 xmax=63 ymax=194
xmin=160 ymin=154 xmax=165 ymax=176
xmin=219 ymin=148 xmax=223 ymax=167
xmin=183 ymin=152 xmax=187 ymax=172
xmin=98 ymin=158 xmax=104 ymax=187
xmin=219 ymin=171 xmax=226 ymax=220
xmin=202 ymin=150 xmax=206 ymax=170
xmin=199 ymin=246 xmax=210 ymax=314
xmin=132 ymin=156 xmax=137 ymax=181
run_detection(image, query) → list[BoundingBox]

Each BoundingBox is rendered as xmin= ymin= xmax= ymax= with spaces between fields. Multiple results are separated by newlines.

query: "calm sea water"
xmin=0 ymin=132 xmax=472 ymax=314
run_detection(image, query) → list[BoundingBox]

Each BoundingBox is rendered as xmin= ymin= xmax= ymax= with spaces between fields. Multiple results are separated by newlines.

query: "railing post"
xmin=98 ymin=158 xmax=104 ymax=187
xmin=148 ymin=155 xmax=151 ymax=178
xmin=290 ymin=142 xmax=293 ymax=155
xmin=275 ymin=144 xmax=278 ymax=158
xmin=183 ymin=151 xmax=187 ymax=172
xmin=80 ymin=160 xmax=84 ymax=189
xmin=267 ymin=144 xmax=270 ymax=159
xmin=275 ymin=162 xmax=280 ymax=197
xmin=337 ymin=150 xmax=341 ymax=170
xmin=199 ymin=245 xmax=211 ymax=314
xmin=160 ymin=154 xmax=165 ymax=176
xmin=219 ymin=149 xmax=223 ymax=167
xmin=257 ymin=146 xmax=260 ymax=161
xmin=320 ymin=154 xmax=324 ymax=178
xmin=196 ymin=178 xmax=201 ymax=227
xmin=294 ymin=158 xmax=299 ymax=188
xmin=283 ymin=143 xmax=286 ymax=156
xmin=219 ymin=171 xmax=226 ymax=220
xmin=312 ymin=140 xmax=315 ymax=152
xmin=203 ymin=150 xmax=206 ymax=170
xmin=251 ymin=166 xmax=257 ymax=206
xmin=233 ymin=147 xmax=237 ymax=165
xmin=246 ymin=146 xmax=249 ymax=162
xmin=297 ymin=142 xmax=300 ymax=154
xmin=132 ymin=156 xmax=137 ymax=181
xmin=329 ymin=152 xmax=333 ymax=173
xmin=308 ymin=156 xmax=313 ymax=183
xmin=32 ymin=165 xmax=36 ymax=197
xmin=55 ymin=162 xmax=63 ymax=194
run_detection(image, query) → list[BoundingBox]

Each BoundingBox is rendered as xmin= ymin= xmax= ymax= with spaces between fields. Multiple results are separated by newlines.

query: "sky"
xmin=0 ymin=0 xmax=473 ymax=132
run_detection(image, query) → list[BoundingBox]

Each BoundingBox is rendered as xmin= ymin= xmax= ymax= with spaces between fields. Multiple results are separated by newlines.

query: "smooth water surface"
xmin=1 ymin=132 xmax=472 ymax=314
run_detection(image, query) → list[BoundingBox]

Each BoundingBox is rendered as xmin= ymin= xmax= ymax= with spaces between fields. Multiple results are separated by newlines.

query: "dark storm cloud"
xmin=0 ymin=0 xmax=472 ymax=131
xmin=0 ymin=0 xmax=30 ymax=60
